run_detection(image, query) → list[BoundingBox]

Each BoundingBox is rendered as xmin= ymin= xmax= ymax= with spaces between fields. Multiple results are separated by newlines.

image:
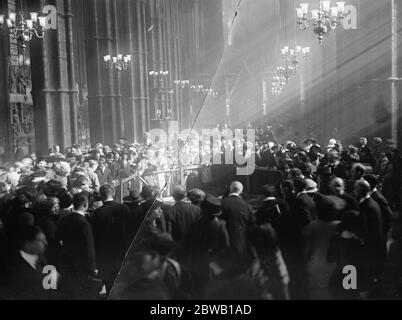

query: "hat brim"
xmin=203 ymin=211 xmax=222 ymax=217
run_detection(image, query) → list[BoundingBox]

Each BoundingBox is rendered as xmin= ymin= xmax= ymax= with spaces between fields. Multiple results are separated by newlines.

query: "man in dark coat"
xmin=5 ymin=194 xmax=35 ymax=250
xmin=57 ymin=192 xmax=100 ymax=299
xmin=123 ymin=189 xmax=142 ymax=210
xmin=0 ymin=182 xmax=12 ymax=222
xmin=221 ymin=181 xmax=253 ymax=260
xmin=0 ymin=214 xmax=8 ymax=285
xmin=279 ymin=178 xmax=314 ymax=299
xmin=92 ymin=184 xmax=128 ymax=291
xmin=184 ymin=195 xmax=229 ymax=258
xmin=293 ymin=178 xmax=316 ymax=222
xmin=329 ymin=177 xmax=358 ymax=219
xmin=4 ymin=226 xmax=54 ymax=300
xmin=364 ymin=174 xmax=393 ymax=236
xmin=354 ymin=179 xmax=386 ymax=296
xmin=128 ymin=185 xmax=165 ymax=243
xmin=255 ymin=184 xmax=287 ymax=232
xmin=96 ymin=156 xmax=113 ymax=186
xmin=183 ymin=195 xmax=230 ymax=298
xmin=167 ymin=186 xmax=201 ymax=245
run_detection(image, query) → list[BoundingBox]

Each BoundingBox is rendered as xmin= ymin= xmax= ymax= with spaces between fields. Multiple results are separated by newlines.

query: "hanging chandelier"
xmin=103 ymin=54 xmax=132 ymax=71
xmin=173 ymin=80 xmax=190 ymax=88
xmin=296 ymin=1 xmax=346 ymax=44
xmin=190 ymin=83 xmax=218 ymax=97
xmin=149 ymin=70 xmax=169 ymax=77
xmin=272 ymin=75 xmax=286 ymax=96
xmin=272 ymin=45 xmax=310 ymax=96
xmin=0 ymin=9 xmax=46 ymax=51
xmin=282 ymin=45 xmax=310 ymax=63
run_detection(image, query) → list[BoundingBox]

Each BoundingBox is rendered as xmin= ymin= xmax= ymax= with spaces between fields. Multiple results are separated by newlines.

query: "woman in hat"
xmin=182 ymin=195 xmax=229 ymax=298
xmin=135 ymin=201 xmax=167 ymax=244
xmin=305 ymin=194 xmax=341 ymax=300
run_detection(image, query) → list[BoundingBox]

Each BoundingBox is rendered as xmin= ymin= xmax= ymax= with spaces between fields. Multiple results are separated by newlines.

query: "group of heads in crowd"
xmin=1 ymin=127 xmax=402 ymax=299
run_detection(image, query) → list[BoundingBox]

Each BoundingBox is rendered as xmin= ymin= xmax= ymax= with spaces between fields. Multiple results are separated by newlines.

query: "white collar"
xmin=229 ymin=193 xmax=240 ymax=197
xmin=341 ymin=231 xmax=356 ymax=239
xmin=296 ymin=191 xmax=308 ymax=197
xmin=20 ymin=250 xmax=38 ymax=270
xmin=368 ymin=188 xmax=378 ymax=196
xmin=73 ymin=210 xmax=86 ymax=216
xmin=359 ymin=194 xmax=371 ymax=204
xmin=263 ymin=197 xmax=276 ymax=201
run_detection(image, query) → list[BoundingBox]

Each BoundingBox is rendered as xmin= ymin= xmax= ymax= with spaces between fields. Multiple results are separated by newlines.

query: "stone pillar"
xmin=83 ymin=0 xmax=105 ymax=144
xmin=148 ymin=0 xmax=158 ymax=125
xmin=31 ymin=0 xmax=78 ymax=155
xmin=138 ymin=0 xmax=150 ymax=134
xmin=111 ymin=0 xmax=124 ymax=139
xmin=104 ymin=0 xmax=119 ymax=143
xmin=0 ymin=0 xmax=10 ymax=160
xmin=84 ymin=0 xmax=124 ymax=146
xmin=121 ymin=0 xmax=148 ymax=142
xmin=157 ymin=0 xmax=166 ymax=118
xmin=65 ymin=0 xmax=78 ymax=145
xmin=391 ymin=0 xmax=398 ymax=145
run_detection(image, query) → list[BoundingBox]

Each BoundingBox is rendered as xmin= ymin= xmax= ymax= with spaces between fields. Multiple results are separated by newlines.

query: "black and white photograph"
xmin=0 ymin=0 xmax=401 ymax=305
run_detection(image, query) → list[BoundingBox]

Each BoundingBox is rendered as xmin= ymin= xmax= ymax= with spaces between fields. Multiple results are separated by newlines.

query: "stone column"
xmin=83 ymin=0 xmax=105 ymax=144
xmin=104 ymin=0 xmax=119 ymax=143
xmin=138 ymin=0 xmax=150 ymax=134
xmin=31 ymin=0 xmax=77 ymax=154
xmin=65 ymin=0 xmax=78 ymax=145
xmin=0 ymin=0 xmax=10 ymax=159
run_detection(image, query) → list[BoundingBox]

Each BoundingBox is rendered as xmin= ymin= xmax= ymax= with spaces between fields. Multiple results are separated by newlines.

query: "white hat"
xmin=305 ymin=179 xmax=318 ymax=193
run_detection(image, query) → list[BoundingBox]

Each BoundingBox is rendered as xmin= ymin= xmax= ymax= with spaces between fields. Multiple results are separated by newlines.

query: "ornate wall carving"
xmin=77 ymin=83 xmax=90 ymax=145
xmin=9 ymin=62 xmax=32 ymax=96
xmin=8 ymin=60 xmax=35 ymax=156
xmin=10 ymin=102 xmax=35 ymax=153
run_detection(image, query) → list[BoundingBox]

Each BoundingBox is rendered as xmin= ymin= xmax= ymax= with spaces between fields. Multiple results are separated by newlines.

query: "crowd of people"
xmin=0 ymin=126 xmax=402 ymax=300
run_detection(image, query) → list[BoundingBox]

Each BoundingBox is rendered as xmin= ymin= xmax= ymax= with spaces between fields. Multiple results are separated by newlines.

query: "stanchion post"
xmin=180 ymin=166 xmax=184 ymax=188
xmin=119 ymin=181 xmax=124 ymax=204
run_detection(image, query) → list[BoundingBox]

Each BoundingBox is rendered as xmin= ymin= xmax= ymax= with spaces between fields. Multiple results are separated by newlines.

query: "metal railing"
xmin=112 ymin=165 xmax=205 ymax=203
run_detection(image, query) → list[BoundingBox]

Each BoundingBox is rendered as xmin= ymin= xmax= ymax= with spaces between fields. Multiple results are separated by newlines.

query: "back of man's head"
xmin=363 ymin=174 xmax=379 ymax=191
xmin=17 ymin=225 xmax=44 ymax=252
xmin=141 ymin=185 xmax=155 ymax=200
xmin=99 ymin=184 xmax=114 ymax=201
xmin=293 ymin=178 xmax=307 ymax=194
xmin=173 ymin=185 xmax=186 ymax=202
xmin=354 ymin=179 xmax=371 ymax=198
xmin=73 ymin=192 xmax=88 ymax=211
xmin=229 ymin=181 xmax=243 ymax=195
xmin=260 ymin=185 xmax=277 ymax=198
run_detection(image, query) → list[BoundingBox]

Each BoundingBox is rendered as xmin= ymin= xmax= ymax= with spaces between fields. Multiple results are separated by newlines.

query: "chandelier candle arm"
xmin=104 ymin=54 xmax=132 ymax=71
xmin=9 ymin=12 xmax=16 ymax=23
xmin=321 ymin=1 xmax=331 ymax=12
xmin=300 ymin=3 xmax=309 ymax=14
xmin=337 ymin=1 xmax=346 ymax=14
xmin=30 ymin=12 xmax=38 ymax=22
xmin=0 ymin=10 xmax=47 ymax=50
xmin=296 ymin=1 xmax=348 ymax=43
